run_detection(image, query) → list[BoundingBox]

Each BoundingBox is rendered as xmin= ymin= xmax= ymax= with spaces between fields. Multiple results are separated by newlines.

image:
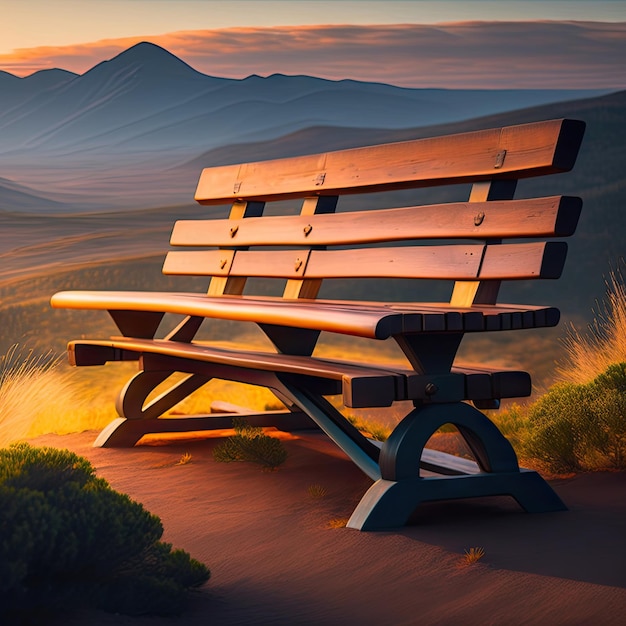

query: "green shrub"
xmin=524 ymin=362 xmax=626 ymax=472
xmin=0 ymin=443 xmax=210 ymax=622
xmin=487 ymin=402 xmax=528 ymax=452
xmin=345 ymin=414 xmax=391 ymax=442
xmin=213 ymin=418 xmax=287 ymax=469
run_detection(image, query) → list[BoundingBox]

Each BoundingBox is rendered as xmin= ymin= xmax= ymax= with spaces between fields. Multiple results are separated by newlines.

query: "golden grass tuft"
xmin=176 ymin=452 xmax=193 ymax=465
xmin=0 ymin=345 xmax=78 ymax=446
xmin=307 ymin=484 xmax=328 ymax=499
xmin=462 ymin=546 xmax=486 ymax=566
xmin=326 ymin=517 xmax=349 ymax=529
xmin=345 ymin=414 xmax=391 ymax=442
xmin=558 ymin=270 xmax=626 ymax=384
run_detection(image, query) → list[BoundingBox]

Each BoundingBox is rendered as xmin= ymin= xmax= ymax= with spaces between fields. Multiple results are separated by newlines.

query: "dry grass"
xmin=307 ymin=484 xmax=328 ymax=499
xmin=558 ymin=270 xmax=626 ymax=384
xmin=0 ymin=345 xmax=78 ymax=445
xmin=462 ymin=547 xmax=486 ymax=566
xmin=326 ymin=517 xmax=349 ymax=529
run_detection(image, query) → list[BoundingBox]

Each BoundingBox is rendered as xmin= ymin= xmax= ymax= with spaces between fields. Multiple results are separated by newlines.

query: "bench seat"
xmin=51 ymin=290 xmax=560 ymax=339
xmin=68 ymin=336 xmax=531 ymax=408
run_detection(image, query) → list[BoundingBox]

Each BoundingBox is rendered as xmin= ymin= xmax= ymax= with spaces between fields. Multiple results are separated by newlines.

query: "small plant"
xmin=326 ymin=517 xmax=349 ymax=529
xmin=345 ymin=414 xmax=391 ymax=442
xmin=307 ymin=484 xmax=328 ymax=499
xmin=462 ymin=547 xmax=486 ymax=565
xmin=213 ymin=418 xmax=287 ymax=470
xmin=176 ymin=452 xmax=193 ymax=465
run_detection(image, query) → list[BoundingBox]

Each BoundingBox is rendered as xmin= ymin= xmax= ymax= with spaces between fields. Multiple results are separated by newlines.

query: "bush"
xmin=487 ymin=402 xmax=527 ymax=452
xmin=213 ymin=418 xmax=287 ymax=469
xmin=524 ymin=363 xmax=626 ymax=472
xmin=0 ymin=443 xmax=210 ymax=622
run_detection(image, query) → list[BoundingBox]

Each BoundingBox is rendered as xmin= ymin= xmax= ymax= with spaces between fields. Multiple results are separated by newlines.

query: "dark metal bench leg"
xmin=277 ymin=377 xmax=382 ymax=481
xmin=347 ymin=402 xmax=566 ymax=530
xmin=93 ymin=361 xmax=321 ymax=447
xmin=94 ymin=369 xmax=212 ymax=447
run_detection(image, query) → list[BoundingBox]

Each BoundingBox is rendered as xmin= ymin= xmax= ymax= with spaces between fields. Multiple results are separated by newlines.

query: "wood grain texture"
xmin=69 ymin=338 xmax=532 ymax=404
xmin=51 ymin=291 xmax=562 ymax=338
xmin=70 ymin=338 xmax=403 ymax=407
xmin=194 ymin=119 xmax=585 ymax=204
xmin=479 ymin=241 xmax=568 ymax=280
xmin=207 ymin=200 xmax=265 ymax=297
xmin=164 ymin=245 xmax=485 ymax=280
xmin=171 ymin=196 xmax=582 ymax=247
xmin=163 ymin=241 xmax=565 ymax=281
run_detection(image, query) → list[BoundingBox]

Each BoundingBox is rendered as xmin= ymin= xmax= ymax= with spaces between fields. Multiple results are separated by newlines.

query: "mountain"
xmin=0 ymin=42 xmax=609 ymax=162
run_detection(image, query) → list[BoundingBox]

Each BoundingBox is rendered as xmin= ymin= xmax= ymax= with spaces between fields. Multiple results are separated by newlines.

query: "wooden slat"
xmin=479 ymin=241 xmax=568 ymax=280
xmin=69 ymin=337 xmax=532 ymax=406
xmin=249 ymin=245 xmax=486 ymax=280
xmin=194 ymin=119 xmax=585 ymax=204
xmin=454 ymin=365 xmax=532 ymax=399
xmin=51 ymin=291 xmax=562 ymax=340
xmin=172 ymin=196 xmax=581 ymax=247
xmin=164 ymin=245 xmax=486 ymax=280
xmin=69 ymin=338 xmax=404 ymax=407
xmin=164 ymin=241 xmax=566 ymax=282
xmin=51 ymin=290 xmax=408 ymax=339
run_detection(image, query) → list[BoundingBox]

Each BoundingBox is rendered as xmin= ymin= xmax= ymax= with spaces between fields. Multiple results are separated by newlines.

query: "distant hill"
xmin=0 ymin=177 xmax=73 ymax=211
xmin=0 ymin=41 xmax=610 ymax=210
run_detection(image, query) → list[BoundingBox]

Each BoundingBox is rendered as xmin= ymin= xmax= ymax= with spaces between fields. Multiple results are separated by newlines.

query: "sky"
xmin=1 ymin=0 xmax=625 ymax=88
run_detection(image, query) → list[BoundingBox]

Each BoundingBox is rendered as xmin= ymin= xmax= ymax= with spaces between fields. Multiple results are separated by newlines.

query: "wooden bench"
xmin=51 ymin=118 xmax=585 ymax=530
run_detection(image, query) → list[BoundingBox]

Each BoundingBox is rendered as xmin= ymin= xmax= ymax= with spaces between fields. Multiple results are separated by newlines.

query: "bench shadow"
xmin=399 ymin=472 xmax=626 ymax=588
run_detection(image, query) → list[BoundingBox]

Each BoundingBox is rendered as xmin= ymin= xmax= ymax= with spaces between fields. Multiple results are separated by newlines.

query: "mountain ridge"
xmin=0 ymin=42 xmax=611 ymax=158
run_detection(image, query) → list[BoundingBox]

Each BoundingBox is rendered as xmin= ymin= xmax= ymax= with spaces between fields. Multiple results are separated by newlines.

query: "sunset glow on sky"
xmin=2 ymin=1 xmax=625 ymax=88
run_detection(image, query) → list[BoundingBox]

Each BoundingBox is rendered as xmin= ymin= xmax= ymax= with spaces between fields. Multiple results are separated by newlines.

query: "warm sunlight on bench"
xmin=51 ymin=118 xmax=585 ymax=530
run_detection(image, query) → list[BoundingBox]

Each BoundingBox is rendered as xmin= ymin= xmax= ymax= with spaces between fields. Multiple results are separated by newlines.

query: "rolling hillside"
xmin=0 ymin=42 xmax=610 ymax=210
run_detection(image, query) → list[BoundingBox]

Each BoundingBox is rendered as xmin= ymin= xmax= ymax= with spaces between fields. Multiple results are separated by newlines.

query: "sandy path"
xmin=26 ymin=431 xmax=626 ymax=625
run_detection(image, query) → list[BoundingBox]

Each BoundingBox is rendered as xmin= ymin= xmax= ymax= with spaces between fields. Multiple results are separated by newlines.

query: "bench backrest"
xmin=164 ymin=118 xmax=585 ymax=306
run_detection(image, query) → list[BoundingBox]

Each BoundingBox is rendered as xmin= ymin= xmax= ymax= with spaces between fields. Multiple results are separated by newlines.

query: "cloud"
xmin=1 ymin=22 xmax=625 ymax=89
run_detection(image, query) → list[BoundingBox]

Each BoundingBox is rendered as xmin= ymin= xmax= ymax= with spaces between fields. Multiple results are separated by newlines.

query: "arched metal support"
xmin=347 ymin=401 xmax=566 ymax=530
xmin=380 ymin=402 xmax=519 ymax=480
xmin=116 ymin=370 xmax=212 ymax=420
xmin=93 ymin=358 xmax=320 ymax=448
xmin=92 ymin=369 xmax=213 ymax=447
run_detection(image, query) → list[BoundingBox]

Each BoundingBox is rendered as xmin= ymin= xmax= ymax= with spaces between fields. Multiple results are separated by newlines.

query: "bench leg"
xmin=277 ymin=376 xmax=382 ymax=481
xmin=346 ymin=402 xmax=566 ymax=530
xmin=94 ymin=366 xmax=319 ymax=447
xmin=93 ymin=370 xmax=212 ymax=446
